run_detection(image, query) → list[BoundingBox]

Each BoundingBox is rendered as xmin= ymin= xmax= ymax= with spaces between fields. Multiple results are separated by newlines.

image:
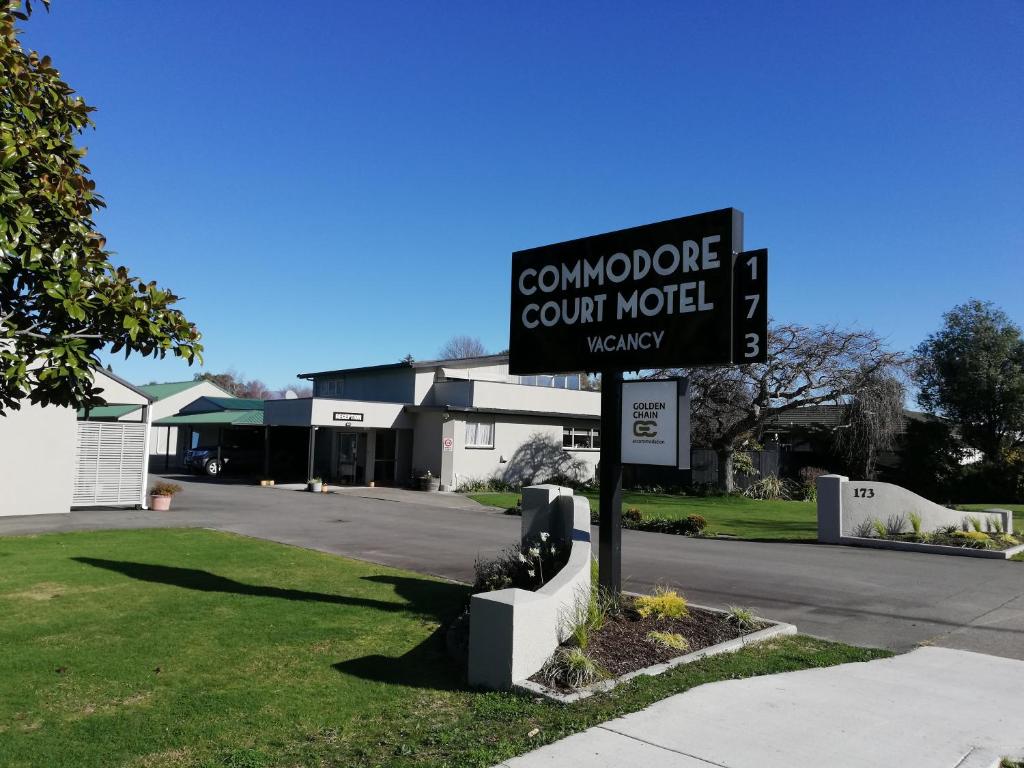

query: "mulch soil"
xmin=529 ymin=598 xmax=767 ymax=688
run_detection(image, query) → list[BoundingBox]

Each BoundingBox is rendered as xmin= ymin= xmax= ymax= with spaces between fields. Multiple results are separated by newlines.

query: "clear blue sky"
xmin=21 ymin=0 xmax=1023 ymax=390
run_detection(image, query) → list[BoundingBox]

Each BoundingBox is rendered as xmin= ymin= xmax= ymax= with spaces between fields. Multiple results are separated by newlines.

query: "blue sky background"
xmin=20 ymin=0 xmax=1023 ymax=390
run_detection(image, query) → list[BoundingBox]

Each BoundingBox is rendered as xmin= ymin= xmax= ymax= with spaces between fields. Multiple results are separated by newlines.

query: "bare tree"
xmin=651 ymin=323 xmax=905 ymax=491
xmin=438 ymin=335 xmax=488 ymax=359
xmin=833 ymin=370 xmax=906 ymax=479
xmin=194 ymin=370 xmax=273 ymax=400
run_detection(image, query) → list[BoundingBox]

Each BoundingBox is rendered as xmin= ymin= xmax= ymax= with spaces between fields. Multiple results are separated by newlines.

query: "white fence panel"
xmin=73 ymin=422 xmax=147 ymax=507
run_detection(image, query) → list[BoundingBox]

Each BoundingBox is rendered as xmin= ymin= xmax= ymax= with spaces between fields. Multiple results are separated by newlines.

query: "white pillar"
xmin=816 ymin=474 xmax=848 ymax=543
xmin=365 ymin=430 xmax=376 ymax=485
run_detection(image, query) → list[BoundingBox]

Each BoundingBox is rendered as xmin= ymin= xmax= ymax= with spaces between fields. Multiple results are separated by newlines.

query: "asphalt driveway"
xmin=2 ymin=475 xmax=1022 ymax=660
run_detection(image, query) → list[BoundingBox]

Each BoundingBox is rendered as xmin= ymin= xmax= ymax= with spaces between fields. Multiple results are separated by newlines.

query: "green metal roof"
xmin=78 ymin=404 xmax=143 ymax=420
xmin=202 ymin=397 xmax=263 ymax=410
xmin=156 ymin=409 xmax=264 ymax=426
xmin=138 ymin=380 xmax=204 ymax=400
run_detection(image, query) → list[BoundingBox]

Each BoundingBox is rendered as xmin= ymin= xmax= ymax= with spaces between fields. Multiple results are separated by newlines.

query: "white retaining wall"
xmin=816 ymin=474 xmax=1014 ymax=542
xmin=467 ymin=484 xmax=592 ymax=690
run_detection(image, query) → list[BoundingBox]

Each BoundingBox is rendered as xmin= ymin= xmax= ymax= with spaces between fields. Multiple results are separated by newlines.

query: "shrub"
xmin=966 ymin=515 xmax=984 ymax=533
xmin=568 ymin=571 xmax=600 ymax=652
xmin=540 ymin=647 xmax=606 ymax=689
xmin=908 ymin=512 xmax=922 ymax=535
xmin=725 ymin=605 xmax=758 ymax=631
xmin=150 ymin=481 xmax=182 ymax=497
xmin=623 ymin=507 xmax=643 ymax=524
xmin=884 ymin=513 xmax=906 ymax=536
xmin=635 ymin=586 xmax=688 ymax=620
xmin=851 ymin=519 xmax=876 ymax=538
xmin=540 ymin=473 xmax=596 ymax=492
xmin=743 ymin=474 xmax=797 ymax=501
xmin=456 ymin=477 xmax=521 ymax=493
xmin=732 ymin=451 xmax=757 ymax=478
xmin=629 ymin=516 xmax=704 ymax=536
xmin=797 ymin=467 xmax=828 ymax=502
xmin=936 ymin=523 xmax=960 ymax=536
xmin=871 ymin=518 xmax=887 ymax=538
xmin=1001 ymin=534 xmax=1020 ymax=546
xmin=473 ymin=533 xmax=566 ymax=593
xmin=952 ymin=530 xmax=992 ymax=549
xmin=989 ymin=516 xmax=1005 ymax=534
xmin=646 ymin=631 xmax=689 ymax=652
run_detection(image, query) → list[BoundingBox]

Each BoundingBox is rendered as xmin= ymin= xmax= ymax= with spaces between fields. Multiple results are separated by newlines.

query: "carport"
xmin=155 ymin=398 xmax=265 ymax=476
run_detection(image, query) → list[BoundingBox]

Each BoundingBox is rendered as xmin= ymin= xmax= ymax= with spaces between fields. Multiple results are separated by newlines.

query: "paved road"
xmin=2 ymin=476 xmax=1022 ymax=659
xmin=499 ymin=647 xmax=1024 ymax=768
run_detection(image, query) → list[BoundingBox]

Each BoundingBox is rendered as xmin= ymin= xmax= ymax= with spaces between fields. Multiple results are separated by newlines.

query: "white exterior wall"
xmin=468 ymin=380 xmax=599 ymax=415
xmin=450 ymin=414 xmax=599 ymax=490
xmin=92 ymin=372 xmax=149 ymax=409
xmin=0 ymin=402 xmax=76 ymax=516
xmin=266 ymin=398 xmax=413 ymax=430
xmin=439 ymin=362 xmax=510 ymax=381
xmin=413 ymin=369 xmax=436 ymax=405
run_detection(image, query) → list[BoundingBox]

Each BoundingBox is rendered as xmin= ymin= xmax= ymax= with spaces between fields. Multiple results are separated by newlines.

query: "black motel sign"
xmin=509 ymin=208 xmax=766 ymax=374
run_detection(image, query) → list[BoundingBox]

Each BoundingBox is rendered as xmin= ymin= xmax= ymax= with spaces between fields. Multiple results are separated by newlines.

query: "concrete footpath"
xmin=498 ymin=647 xmax=1024 ymax=768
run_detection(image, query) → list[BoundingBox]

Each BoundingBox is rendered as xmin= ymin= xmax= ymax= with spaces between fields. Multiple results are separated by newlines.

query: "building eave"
xmin=404 ymin=404 xmax=598 ymax=421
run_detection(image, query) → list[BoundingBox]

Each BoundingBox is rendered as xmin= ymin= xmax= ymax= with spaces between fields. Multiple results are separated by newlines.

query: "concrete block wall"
xmin=817 ymin=475 xmax=1013 ymax=543
xmin=468 ymin=485 xmax=592 ymax=690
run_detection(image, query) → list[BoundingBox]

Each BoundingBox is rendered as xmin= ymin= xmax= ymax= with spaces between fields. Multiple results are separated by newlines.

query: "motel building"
xmin=264 ymin=354 xmax=601 ymax=490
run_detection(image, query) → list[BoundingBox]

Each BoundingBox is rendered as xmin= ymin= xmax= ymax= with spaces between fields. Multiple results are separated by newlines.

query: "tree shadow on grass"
xmin=71 ymin=559 xmax=469 ymax=623
xmin=332 ymin=575 xmax=472 ymax=691
xmin=72 ymin=559 xmax=474 ymax=691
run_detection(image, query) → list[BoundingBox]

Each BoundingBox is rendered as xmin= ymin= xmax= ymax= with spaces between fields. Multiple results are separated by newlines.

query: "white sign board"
xmin=622 ymin=379 xmax=690 ymax=468
xmin=442 ymin=437 xmax=454 ymax=452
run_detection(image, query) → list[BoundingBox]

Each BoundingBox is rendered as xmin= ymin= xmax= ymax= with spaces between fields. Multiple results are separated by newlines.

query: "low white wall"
xmin=468 ymin=485 xmax=592 ymax=690
xmin=816 ymin=475 xmax=1014 ymax=542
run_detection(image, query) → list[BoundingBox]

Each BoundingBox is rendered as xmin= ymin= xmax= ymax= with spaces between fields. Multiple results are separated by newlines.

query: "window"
xmin=318 ymin=379 xmax=341 ymax=397
xmin=465 ymin=420 xmax=494 ymax=448
xmin=563 ymin=426 xmax=600 ymax=450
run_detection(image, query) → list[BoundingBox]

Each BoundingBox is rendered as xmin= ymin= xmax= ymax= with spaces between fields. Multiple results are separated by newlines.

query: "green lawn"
xmin=0 ymin=528 xmax=888 ymax=767
xmin=960 ymin=504 xmax=1024 ymax=535
xmin=469 ymin=491 xmax=818 ymax=541
xmin=470 ymin=494 xmax=1024 ymax=541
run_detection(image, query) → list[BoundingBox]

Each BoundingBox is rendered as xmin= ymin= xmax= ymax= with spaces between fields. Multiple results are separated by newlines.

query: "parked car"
xmin=185 ymin=442 xmax=262 ymax=477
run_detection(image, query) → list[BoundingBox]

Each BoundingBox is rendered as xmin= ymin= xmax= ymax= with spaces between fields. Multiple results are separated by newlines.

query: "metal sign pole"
xmin=599 ymin=369 xmax=623 ymax=594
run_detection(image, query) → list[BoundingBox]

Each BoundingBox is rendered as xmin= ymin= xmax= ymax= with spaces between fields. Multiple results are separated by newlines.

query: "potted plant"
xmin=149 ymin=481 xmax=182 ymax=511
xmin=417 ymin=470 xmax=440 ymax=492
xmin=307 ymin=477 xmax=323 ymax=493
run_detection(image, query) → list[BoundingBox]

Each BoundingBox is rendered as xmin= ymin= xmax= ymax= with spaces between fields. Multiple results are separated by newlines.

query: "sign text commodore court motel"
xmin=508 ymin=207 xmax=768 ymax=592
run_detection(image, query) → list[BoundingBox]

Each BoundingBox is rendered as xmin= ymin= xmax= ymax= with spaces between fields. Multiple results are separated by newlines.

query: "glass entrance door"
xmin=374 ymin=430 xmax=397 ymax=485
xmin=336 ymin=432 xmax=358 ymax=484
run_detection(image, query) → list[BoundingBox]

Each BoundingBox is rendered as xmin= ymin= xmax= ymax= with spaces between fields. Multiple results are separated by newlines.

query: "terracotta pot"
xmin=150 ymin=494 xmax=172 ymax=511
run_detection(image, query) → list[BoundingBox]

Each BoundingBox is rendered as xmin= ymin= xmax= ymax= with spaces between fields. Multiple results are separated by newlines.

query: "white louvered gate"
xmin=73 ymin=422 xmax=148 ymax=507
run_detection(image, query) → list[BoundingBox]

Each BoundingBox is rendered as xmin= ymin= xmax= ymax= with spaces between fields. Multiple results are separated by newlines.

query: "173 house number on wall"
xmin=853 ymin=488 xmax=876 ymax=498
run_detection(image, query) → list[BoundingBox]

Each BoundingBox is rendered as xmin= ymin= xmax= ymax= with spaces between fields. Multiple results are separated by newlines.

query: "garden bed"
xmin=840 ymin=534 xmax=1024 ymax=560
xmin=518 ymin=596 xmax=796 ymax=703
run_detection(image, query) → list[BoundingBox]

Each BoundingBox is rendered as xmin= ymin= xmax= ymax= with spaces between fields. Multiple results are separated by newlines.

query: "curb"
xmin=513 ymin=613 xmax=798 ymax=704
